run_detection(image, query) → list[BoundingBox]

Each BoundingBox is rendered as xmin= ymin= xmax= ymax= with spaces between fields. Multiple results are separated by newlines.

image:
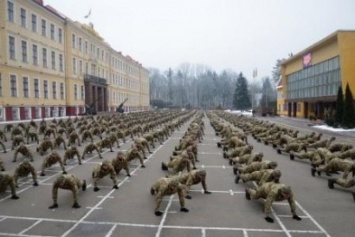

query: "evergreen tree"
xmin=233 ymin=73 xmax=251 ymax=110
xmin=334 ymin=86 xmax=344 ymax=127
xmin=342 ymin=83 xmax=355 ymax=128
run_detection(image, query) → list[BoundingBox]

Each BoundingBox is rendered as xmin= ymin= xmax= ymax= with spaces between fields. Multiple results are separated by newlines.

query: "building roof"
xmin=281 ymin=30 xmax=355 ymax=65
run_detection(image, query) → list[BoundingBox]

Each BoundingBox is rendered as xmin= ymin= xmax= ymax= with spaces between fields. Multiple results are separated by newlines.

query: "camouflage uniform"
xmin=67 ymin=131 xmax=81 ymax=147
xmin=40 ymin=151 xmax=66 ymax=176
xmin=82 ymin=143 xmax=102 ymax=160
xmin=13 ymin=159 xmax=38 ymax=187
xmin=328 ymin=177 xmax=355 ymax=199
xmin=238 ymin=160 xmax=278 ymax=175
xmin=111 ymin=151 xmax=130 ymax=176
xmin=278 ymin=141 xmax=307 ymax=154
xmin=11 ymin=127 xmax=23 ymax=140
xmin=26 ymin=127 xmax=39 ymax=144
xmin=173 ymin=170 xmax=211 ymax=196
xmin=0 ymin=140 xmax=6 ymax=153
xmin=12 ymin=135 xmax=25 ymax=150
xmin=238 ymin=169 xmax=281 ymax=186
xmin=43 ymin=127 xmax=56 ymax=139
xmin=0 ymin=172 xmax=19 ymax=199
xmin=162 ymin=156 xmax=191 ymax=174
xmin=150 ymin=177 xmax=188 ymax=216
xmin=49 ymin=174 xmax=86 ymax=209
xmin=0 ymin=157 xmax=5 ymax=171
xmin=63 ymin=146 xmax=82 ymax=165
xmin=13 ymin=144 xmax=34 ymax=162
xmin=81 ymin=130 xmax=94 ymax=143
xmin=97 ymin=137 xmax=113 ymax=152
xmin=328 ymin=143 xmax=353 ymax=153
xmin=232 ymin=152 xmax=263 ymax=166
xmin=125 ymin=145 xmax=145 ymax=167
xmin=245 ymin=183 xmax=301 ymax=223
xmin=0 ymin=130 xmax=8 ymax=142
xmin=37 ymin=139 xmax=54 ymax=155
xmin=313 ymin=158 xmax=355 ymax=179
xmin=339 ymin=148 xmax=355 ymax=160
xmin=308 ymin=136 xmax=336 ymax=149
xmin=92 ymin=160 xmax=118 ymax=192
xmin=134 ymin=137 xmax=152 ymax=158
xmin=54 ymin=135 xmax=67 ymax=150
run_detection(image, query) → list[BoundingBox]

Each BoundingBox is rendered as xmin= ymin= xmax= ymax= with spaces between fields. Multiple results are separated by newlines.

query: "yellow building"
xmin=0 ymin=0 xmax=149 ymax=121
xmin=278 ymin=30 xmax=355 ymax=119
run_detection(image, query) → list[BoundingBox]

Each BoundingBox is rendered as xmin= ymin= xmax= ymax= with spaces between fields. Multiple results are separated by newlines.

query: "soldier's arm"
xmin=287 ymin=192 xmax=297 ymax=216
xmin=13 ymin=168 xmax=20 ymax=186
xmin=264 ymin=193 xmax=276 ymax=216
xmin=30 ymin=166 xmax=38 ymax=183
xmin=52 ymin=182 xmax=59 ymax=204
xmin=110 ymin=168 xmax=118 ymax=185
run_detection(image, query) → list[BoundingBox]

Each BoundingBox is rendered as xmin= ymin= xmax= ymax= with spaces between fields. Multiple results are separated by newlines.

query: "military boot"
xmin=245 ymin=188 xmax=251 ymax=200
xmin=82 ymin=180 xmax=87 ymax=191
xmin=311 ymin=168 xmax=316 ymax=177
xmin=328 ymin=179 xmax=336 ymax=189
xmin=235 ymin=175 xmax=241 ymax=184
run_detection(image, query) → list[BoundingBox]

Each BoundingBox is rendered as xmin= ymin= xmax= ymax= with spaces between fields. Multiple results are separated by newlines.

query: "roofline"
xmin=282 ymin=30 xmax=355 ymax=65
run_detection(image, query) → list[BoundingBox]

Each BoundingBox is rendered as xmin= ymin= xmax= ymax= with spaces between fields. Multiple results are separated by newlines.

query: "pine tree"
xmin=334 ymin=86 xmax=344 ymax=127
xmin=342 ymin=83 xmax=355 ymax=128
xmin=233 ymin=73 xmax=251 ymax=110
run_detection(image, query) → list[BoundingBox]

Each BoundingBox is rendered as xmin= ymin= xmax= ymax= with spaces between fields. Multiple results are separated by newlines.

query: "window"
xmin=58 ymin=28 xmax=62 ymax=43
xmin=72 ymin=34 xmax=76 ymax=48
xmin=81 ymin=85 xmax=84 ymax=100
xmin=12 ymin=108 xmax=19 ymax=120
xmin=0 ymin=73 xmax=2 ymax=97
xmin=43 ymin=80 xmax=48 ymax=99
xmin=25 ymin=107 xmax=31 ymax=119
xmin=85 ymin=41 xmax=88 ymax=54
xmin=7 ymin=1 xmax=14 ymax=22
xmin=85 ymin=62 xmax=88 ymax=73
xmin=51 ymin=51 xmax=56 ymax=70
xmin=50 ymin=24 xmax=55 ymax=40
xmin=35 ymin=107 xmax=41 ymax=118
xmin=31 ymin=14 xmax=37 ymax=32
xmin=42 ymin=48 xmax=47 ymax=67
xmin=9 ymin=36 xmax=16 ymax=60
xmin=32 ymin=44 xmax=38 ymax=65
xmin=60 ymin=82 xmax=64 ymax=99
xmin=79 ymin=60 xmax=83 ymax=74
xmin=74 ymin=84 xmax=78 ymax=100
xmin=21 ymin=40 xmax=27 ymax=63
xmin=52 ymin=81 xmax=57 ymax=99
xmin=59 ymin=54 xmax=64 ymax=72
xmin=10 ymin=75 xmax=17 ymax=97
xmin=41 ymin=19 xmax=46 ymax=36
xmin=79 ymin=37 xmax=82 ymax=51
xmin=34 ymin=78 xmax=39 ymax=98
xmin=73 ymin=58 xmax=77 ymax=74
xmin=23 ymin=76 xmax=29 ymax=98
xmin=20 ymin=8 xmax=26 ymax=27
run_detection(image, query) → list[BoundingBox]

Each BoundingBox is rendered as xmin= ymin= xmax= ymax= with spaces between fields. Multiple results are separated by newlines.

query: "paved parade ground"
xmin=0 ymin=112 xmax=354 ymax=237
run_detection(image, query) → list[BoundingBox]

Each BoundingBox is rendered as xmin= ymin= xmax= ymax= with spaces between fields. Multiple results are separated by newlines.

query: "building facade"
xmin=278 ymin=30 xmax=355 ymax=119
xmin=0 ymin=0 xmax=149 ymax=121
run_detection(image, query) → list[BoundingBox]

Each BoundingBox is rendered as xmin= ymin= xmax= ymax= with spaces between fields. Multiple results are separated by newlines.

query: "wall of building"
xmin=338 ymin=32 xmax=355 ymax=94
xmin=0 ymin=0 xmax=150 ymax=121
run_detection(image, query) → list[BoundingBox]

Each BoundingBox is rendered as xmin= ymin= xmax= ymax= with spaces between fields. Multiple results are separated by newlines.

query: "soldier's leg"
xmin=49 ymin=187 xmax=59 ymax=208
xmin=58 ymin=160 xmax=67 ymax=174
xmin=0 ymin=141 xmax=6 ymax=153
xmin=95 ymin=147 xmax=102 ymax=159
xmin=72 ymin=187 xmax=81 ymax=208
xmin=8 ymin=179 xmax=19 ymax=199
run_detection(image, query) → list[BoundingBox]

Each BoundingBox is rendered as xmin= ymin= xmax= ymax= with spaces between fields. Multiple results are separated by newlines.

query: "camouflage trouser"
xmin=336 ymin=178 xmax=355 ymax=188
xmin=53 ymin=177 xmax=81 ymax=204
xmin=0 ymin=176 xmax=17 ymax=196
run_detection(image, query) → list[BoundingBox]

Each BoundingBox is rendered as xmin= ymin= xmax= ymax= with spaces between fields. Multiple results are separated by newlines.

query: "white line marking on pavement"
xmin=229 ymin=189 xmax=234 ymax=196
xmin=18 ymin=219 xmax=42 ymax=235
xmin=243 ymin=229 xmax=248 ymax=237
xmin=155 ymin=195 xmax=174 ymax=237
xmin=105 ymin=224 xmax=117 ymax=237
xmin=295 ymin=201 xmax=332 ymax=237
xmin=201 ymin=228 xmax=206 ymax=237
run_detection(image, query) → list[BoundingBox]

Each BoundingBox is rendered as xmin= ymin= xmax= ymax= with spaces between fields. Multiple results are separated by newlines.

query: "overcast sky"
xmin=45 ymin=0 xmax=355 ymax=80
